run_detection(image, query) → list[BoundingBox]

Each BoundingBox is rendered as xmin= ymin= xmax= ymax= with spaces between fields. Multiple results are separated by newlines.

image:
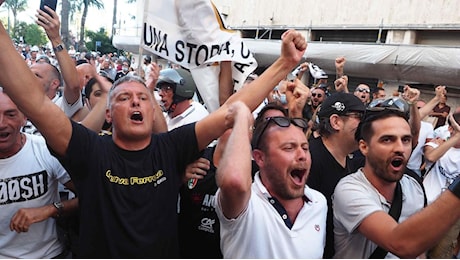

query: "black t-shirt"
xmin=307 ymin=137 xmax=363 ymax=259
xmin=178 ymin=146 xmax=223 ymax=258
xmin=53 ymin=121 xmax=200 ymax=258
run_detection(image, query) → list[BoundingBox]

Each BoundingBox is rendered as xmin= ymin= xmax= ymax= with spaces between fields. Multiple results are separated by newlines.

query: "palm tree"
xmin=60 ymin=0 xmax=72 ymax=48
xmin=78 ymin=0 xmax=104 ymax=51
xmin=112 ymin=0 xmax=117 ymax=37
xmin=4 ymin=0 xmax=27 ymax=30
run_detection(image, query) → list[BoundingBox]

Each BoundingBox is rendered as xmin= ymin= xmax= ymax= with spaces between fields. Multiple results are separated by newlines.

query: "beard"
xmin=262 ymin=158 xmax=305 ymax=200
xmin=366 ymin=152 xmax=405 ymax=183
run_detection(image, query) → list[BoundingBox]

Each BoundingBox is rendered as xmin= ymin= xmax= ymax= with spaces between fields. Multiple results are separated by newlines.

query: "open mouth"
xmin=391 ymin=158 xmax=403 ymax=168
xmin=130 ymin=111 xmax=143 ymax=122
xmin=290 ymin=168 xmax=306 ymax=185
xmin=0 ymin=132 xmax=10 ymax=139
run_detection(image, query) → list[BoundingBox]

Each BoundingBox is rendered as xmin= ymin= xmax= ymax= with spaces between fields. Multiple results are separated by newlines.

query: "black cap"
xmin=317 ymin=92 xmax=365 ymax=119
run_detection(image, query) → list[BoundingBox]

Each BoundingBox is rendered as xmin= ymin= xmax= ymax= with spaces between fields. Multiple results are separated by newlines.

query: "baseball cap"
xmin=317 ymin=92 xmax=365 ymax=119
xmin=31 ymin=45 xmax=39 ymax=52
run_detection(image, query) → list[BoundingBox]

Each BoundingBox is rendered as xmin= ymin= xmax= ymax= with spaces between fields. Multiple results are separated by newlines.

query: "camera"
xmin=398 ymin=85 xmax=405 ymax=93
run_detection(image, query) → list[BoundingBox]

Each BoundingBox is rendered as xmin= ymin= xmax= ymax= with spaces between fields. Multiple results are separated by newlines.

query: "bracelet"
xmin=448 ymin=177 xmax=460 ymax=199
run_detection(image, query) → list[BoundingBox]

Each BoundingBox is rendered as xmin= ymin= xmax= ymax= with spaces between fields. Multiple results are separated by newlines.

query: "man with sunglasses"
xmin=302 ymin=86 xmax=326 ymax=123
xmin=333 ymin=108 xmax=460 ymax=258
xmin=306 ymin=92 xmax=366 ymax=258
xmin=0 ymin=11 xmax=309 ymax=256
xmin=215 ymin=101 xmax=326 ymax=258
xmin=354 ymin=84 xmax=371 ymax=105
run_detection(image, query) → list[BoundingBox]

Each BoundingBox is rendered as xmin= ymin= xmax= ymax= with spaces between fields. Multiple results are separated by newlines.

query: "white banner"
xmin=141 ymin=0 xmax=257 ymax=112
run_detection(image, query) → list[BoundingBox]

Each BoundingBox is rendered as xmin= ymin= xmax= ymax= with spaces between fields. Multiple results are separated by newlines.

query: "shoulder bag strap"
xmin=369 ymin=181 xmax=403 ymax=259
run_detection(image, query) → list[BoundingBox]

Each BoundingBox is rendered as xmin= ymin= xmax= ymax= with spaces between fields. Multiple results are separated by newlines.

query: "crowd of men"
xmin=1 ymin=1 xmax=460 ymax=258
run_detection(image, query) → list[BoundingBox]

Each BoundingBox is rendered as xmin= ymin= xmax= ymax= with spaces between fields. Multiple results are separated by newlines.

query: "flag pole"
xmin=137 ymin=0 xmax=150 ymax=78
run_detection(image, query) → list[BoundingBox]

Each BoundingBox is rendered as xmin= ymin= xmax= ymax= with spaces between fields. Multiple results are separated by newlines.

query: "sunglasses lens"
xmin=252 ymin=117 xmax=309 ymax=148
xmin=272 ymin=117 xmax=291 ymax=127
xmin=292 ymin=118 xmax=309 ymax=131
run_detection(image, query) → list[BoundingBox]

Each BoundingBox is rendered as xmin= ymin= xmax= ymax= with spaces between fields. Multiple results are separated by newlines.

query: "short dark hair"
xmin=76 ymin=59 xmax=88 ymax=66
xmin=317 ymin=116 xmax=337 ymax=137
xmin=355 ymin=109 xmax=408 ymax=142
xmin=84 ymin=77 xmax=98 ymax=100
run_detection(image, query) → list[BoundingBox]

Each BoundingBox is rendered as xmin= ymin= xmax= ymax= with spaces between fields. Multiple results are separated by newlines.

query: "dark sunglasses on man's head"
xmin=356 ymin=87 xmax=370 ymax=93
xmin=367 ymin=98 xmax=408 ymax=113
xmin=252 ymin=116 xmax=308 ymax=149
xmin=363 ymin=98 xmax=410 ymax=123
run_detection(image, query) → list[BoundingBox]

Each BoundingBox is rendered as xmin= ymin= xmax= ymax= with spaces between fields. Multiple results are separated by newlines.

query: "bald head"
xmin=77 ymin=63 xmax=97 ymax=89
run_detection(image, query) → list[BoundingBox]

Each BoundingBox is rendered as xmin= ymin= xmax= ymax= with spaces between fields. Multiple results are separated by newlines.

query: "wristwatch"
xmin=53 ymin=201 xmax=64 ymax=218
xmin=53 ymin=43 xmax=65 ymax=53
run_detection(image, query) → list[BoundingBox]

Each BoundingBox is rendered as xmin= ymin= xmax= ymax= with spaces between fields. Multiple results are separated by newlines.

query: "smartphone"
xmin=398 ymin=85 xmax=405 ymax=93
xmin=40 ymin=0 xmax=57 ymax=17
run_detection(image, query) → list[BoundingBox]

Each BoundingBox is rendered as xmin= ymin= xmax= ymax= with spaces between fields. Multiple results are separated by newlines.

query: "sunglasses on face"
xmin=252 ymin=116 xmax=308 ymax=149
xmin=312 ymin=93 xmax=323 ymax=98
xmin=356 ymin=88 xmax=370 ymax=93
xmin=342 ymin=112 xmax=364 ymax=120
xmin=156 ymin=84 xmax=174 ymax=93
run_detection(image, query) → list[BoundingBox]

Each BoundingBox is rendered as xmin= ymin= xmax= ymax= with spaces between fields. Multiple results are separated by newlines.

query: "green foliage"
xmin=12 ymin=22 xmax=47 ymax=46
xmin=85 ymin=28 xmax=117 ymax=54
xmin=4 ymin=0 xmax=28 ymax=13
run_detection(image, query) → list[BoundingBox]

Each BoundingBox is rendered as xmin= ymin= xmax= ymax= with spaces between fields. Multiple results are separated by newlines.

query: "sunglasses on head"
xmin=312 ymin=93 xmax=323 ymax=98
xmin=252 ymin=116 xmax=308 ymax=149
xmin=356 ymin=87 xmax=370 ymax=93
xmin=364 ymin=98 xmax=410 ymax=121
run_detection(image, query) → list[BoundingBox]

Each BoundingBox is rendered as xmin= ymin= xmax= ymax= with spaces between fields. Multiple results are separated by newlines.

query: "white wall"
xmin=213 ymin=0 xmax=460 ymax=28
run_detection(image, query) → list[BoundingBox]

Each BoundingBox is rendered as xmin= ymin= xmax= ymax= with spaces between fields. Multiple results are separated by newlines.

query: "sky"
xmin=1 ymin=0 xmax=136 ymax=34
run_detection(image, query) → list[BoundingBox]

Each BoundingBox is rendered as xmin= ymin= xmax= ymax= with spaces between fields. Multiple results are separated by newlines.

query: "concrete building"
xmin=113 ymin=0 xmax=460 ymax=107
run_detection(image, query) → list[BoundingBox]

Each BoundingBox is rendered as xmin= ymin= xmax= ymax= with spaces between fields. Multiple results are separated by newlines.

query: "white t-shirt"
xmin=165 ymin=101 xmax=209 ymax=131
xmin=53 ymin=94 xmax=83 ymax=118
xmin=0 ymin=134 xmax=70 ymax=258
xmin=423 ymin=142 xmax=460 ymax=204
xmin=434 ymin=124 xmax=450 ymax=140
xmin=407 ymin=121 xmax=434 ymax=176
xmin=333 ymin=169 xmax=425 ymax=259
xmin=215 ymin=172 xmax=327 ymax=258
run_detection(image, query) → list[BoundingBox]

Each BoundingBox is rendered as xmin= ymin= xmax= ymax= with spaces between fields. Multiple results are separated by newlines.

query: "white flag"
xmin=141 ymin=0 xmax=257 ymax=112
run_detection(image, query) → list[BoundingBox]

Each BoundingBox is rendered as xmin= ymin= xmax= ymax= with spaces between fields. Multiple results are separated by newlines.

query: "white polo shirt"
xmin=165 ymin=101 xmax=209 ymax=131
xmin=215 ymin=172 xmax=327 ymax=258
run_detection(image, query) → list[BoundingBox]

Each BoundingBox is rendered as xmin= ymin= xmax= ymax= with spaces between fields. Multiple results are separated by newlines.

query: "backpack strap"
xmin=369 ymin=181 xmax=403 ymax=259
xmin=405 ymin=168 xmax=427 ymax=207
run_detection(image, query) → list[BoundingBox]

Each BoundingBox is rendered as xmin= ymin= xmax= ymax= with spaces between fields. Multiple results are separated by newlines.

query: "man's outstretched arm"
xmin=195 ymin=29 xmax=307 ymax=150
xmin=0 ymin=16 xmax=71 ymax=156
xmin=37 ymin=7 xmax=82 ymax=107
